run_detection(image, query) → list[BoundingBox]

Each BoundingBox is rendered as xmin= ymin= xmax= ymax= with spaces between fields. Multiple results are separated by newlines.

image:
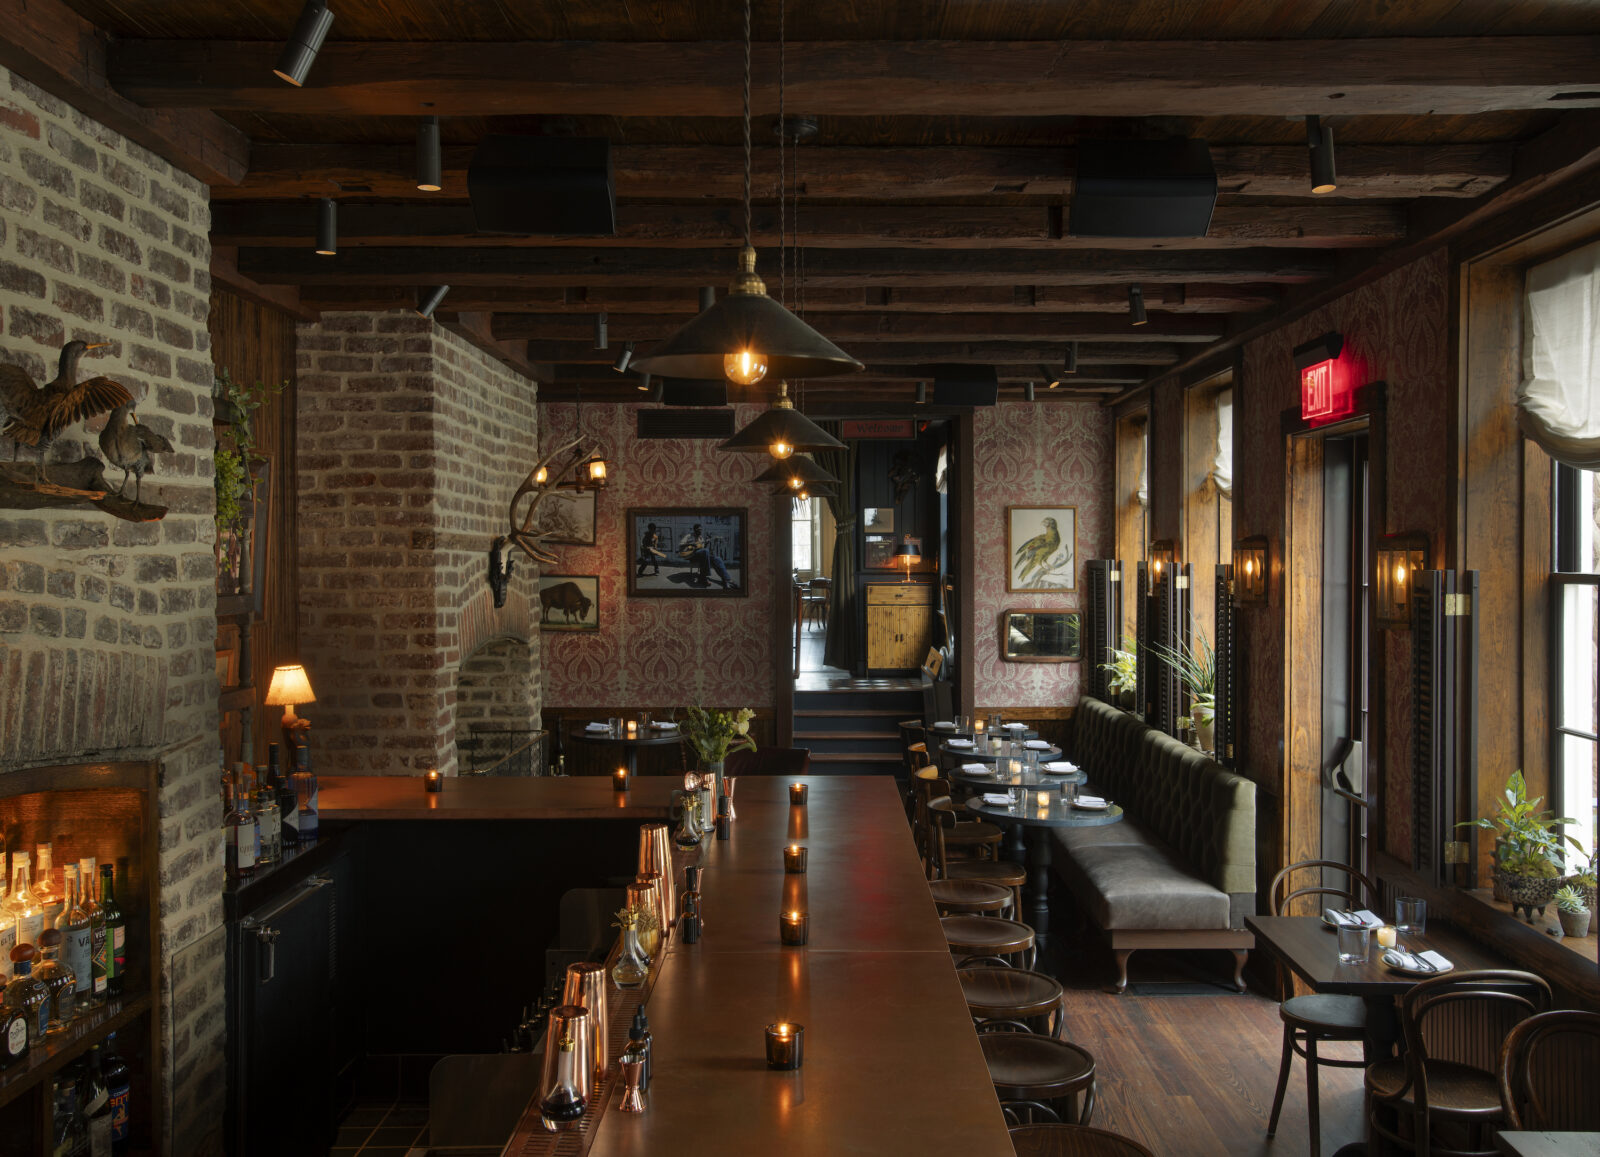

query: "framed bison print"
xmin=627 ymin=507 xmax=747 ymax=598
xmin=1007 ymin=505 xmax=1077 ymax=592
xmin=538 ymin=575 xmax=600 ymax=630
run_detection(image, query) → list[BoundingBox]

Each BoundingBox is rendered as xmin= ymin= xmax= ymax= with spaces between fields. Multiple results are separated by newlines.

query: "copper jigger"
xmin=626 ymin=881 xmax=662 ymax=959
xmin=562 ymin=962 xmax=609 ymax=1084
xmin=638 ymin=823 xmax=676 ymax=926
xmin=634 ymin=873 xmax=669 ymax=950
xmin=538 ymin=1005 xmax=593 ymax=1131
xmin=721 ymin=775 xmax=737 ymax=822
xmin=618 ymin=1055 xmax=646 ymax=1112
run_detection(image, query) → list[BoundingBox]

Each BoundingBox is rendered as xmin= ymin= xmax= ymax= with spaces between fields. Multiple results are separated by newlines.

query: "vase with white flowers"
xmin=682 ymin=705 xmax=757 ymax=805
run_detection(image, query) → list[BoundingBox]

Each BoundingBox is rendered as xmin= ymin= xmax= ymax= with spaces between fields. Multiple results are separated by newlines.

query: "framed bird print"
xmin=1007 ymin=505 xmax=1077 ymax=592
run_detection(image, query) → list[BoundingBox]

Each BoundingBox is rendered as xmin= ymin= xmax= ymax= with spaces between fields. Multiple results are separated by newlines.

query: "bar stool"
xmin=941 ymin=914 xmax=1036 ymax=969
xmin=981 ymin=1034 xmax=1096 ymax=1125
xmin=927 ymin=801 xmax=1025 ymax=916
xmin=929 ymin=878 xmax=1013 ymax=916
xmin=1008 ymin=1125 xmax=1153 ymax=1157
xmin=958 ymin=966 xmax=1064 ymax=1037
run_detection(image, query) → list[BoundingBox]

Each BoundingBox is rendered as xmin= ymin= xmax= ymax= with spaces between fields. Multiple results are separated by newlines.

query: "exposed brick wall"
xmin=0 ymin=68 xmax=222 ymax=1154
xmin=295 ymin=313 xmax=540 ymax=775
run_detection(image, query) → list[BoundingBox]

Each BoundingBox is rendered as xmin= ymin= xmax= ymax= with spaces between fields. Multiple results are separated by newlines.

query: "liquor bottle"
xmin=0 ymin=1001 xmax=25 ymax=1068
xmin=81 ymin=1045 xmax=113 ymax=1157
xmin=103 ymin=1033 xmax=131 ymax=1155
xmin=236 ymin=766 xmax=263 ymax=862
xmin=292 ymin=747 xmax=319 ymax=842
xmin=98 ymin=866 xmax=124 ymax=999
xmin=0 ymin=898 xmax=14 ymax=984
xmin=77 ymin=859 xmax=106 ymax=1009
xmin=224 ymin=777 xmax=259 ymax=880
xmin=35 ymin=929 xmax=76 ymax=1034
xmin=5 ymin=852 xmax=45 ymax=955
xmin=5 ymin=943 xmax=50 ymax=1046
xmin=248 ymin=764 xmax=281 ymax=866
xmin=267 ymin=744 xmax=299 ymax=845
xmin=36 ymin=843 xmax=64 ymax=927
xmin=58 ymin=866 xmax=93 ymax=1004
xmin=52 ymin=1076 xmax=88 ymax=1156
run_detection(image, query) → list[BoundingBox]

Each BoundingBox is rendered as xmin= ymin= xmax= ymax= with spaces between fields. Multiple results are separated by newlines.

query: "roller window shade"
xmin=1518 ymin=239 xmax=1600 ymax=469
xmin=1213 ymin=388 xmax=1233 ymax=497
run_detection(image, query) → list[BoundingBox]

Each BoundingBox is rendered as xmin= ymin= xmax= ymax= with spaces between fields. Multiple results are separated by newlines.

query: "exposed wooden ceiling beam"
xmin=236 ymin=246 xmax=1333 ymax=287
xmin=298 ymin=283 xmax=1281 ymax=315
xmin=108 ymin=38 xmax=1600 ymax=117
xmin=489 ymin=312 xmax=1222 ymax=343
xmin=524 ymin=341 xmax=1180 ymax=365
xmin=0 ymin=0 xmax=247 ymax=185
xmin=535 ymin=363 xmax=1147 ymax=386
xmin=211 ymin=201 xmax=1403 ymax=251
xmin=220 ymin=142 xmax=1512 ymax=202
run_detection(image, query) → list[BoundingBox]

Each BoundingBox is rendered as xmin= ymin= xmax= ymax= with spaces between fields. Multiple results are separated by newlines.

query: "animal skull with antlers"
xmin=503 ymin=435 xmax=596 ymax=566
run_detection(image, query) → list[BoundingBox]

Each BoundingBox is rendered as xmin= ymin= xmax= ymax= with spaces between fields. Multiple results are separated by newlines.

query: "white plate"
xmin=1041 ymin=762 xmax=1077 ymax=774
xmin=1072 ymin=799 xmax=1110 ymax=811
xmin=1023 ymin=740 xmax=1052 ymax=750
xmin=960 ymin=765 xmax=994 ymax=776
xmin=931 ymin=721 xmax=957 ymax=730
xmin=945 ymin=738 xmax=975 ymax=748
xmin=1003 ymin=723 xmax=1028 ymax=732
xmin=1382 ymin=950 xmax=1454 ymax=977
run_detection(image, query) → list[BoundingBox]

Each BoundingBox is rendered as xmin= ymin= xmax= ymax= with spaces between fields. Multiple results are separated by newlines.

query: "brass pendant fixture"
xmin=719 ymin=382 xmax=845 ymax=458
xmin=753 ymin=454 xmax=840 ymax=496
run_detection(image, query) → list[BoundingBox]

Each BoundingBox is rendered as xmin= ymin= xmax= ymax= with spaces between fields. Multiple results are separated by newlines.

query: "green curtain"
xmin=814 ymin=429 xmax=858 ymax=672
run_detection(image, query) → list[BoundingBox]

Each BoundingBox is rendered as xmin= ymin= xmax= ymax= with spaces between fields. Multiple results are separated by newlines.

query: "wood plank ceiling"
xmin=51 ymin=0 xmax=1600 ymax=405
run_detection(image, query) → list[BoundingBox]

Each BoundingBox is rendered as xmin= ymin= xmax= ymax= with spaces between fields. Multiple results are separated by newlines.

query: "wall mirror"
xmin=1001 ymin=610 xmax=1081 ymax=662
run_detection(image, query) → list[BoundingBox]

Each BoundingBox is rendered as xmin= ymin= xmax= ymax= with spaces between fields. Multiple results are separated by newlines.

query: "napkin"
xmin=1383 ymin=948 xmax=1453 ymax=974
xmin=585 ymin=722 xmax=611 ymax=732
xmin=1073 ymin=796 xmax=1108 ymax=808
xmin=1043 ymin=761 xmax=1078 ymax=773
xmin=946 ymin=738 xmax=974 ymax=748
xmin=650 ymin=721 xmax=679 ymax=730
xmin=931 ymin=721 xmax=956 ymax=730
xmin=980 ymin=793 xmax=1012 ymax=806
xmin=1023 ymin=739 xmax=1051 ymax=750
xmin=1003 ymin=722 xmax=1028 ymax=732
xmin=1323 ymin=908 xmax=1382 ymax=928
xmin=961 ymin=763 xmax=992 ymax=774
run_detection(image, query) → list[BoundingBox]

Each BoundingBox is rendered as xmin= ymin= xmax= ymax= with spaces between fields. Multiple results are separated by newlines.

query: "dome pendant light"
xmin=753 ymin=454 xmax=840 ymax=495
xmin=631 ymin=0 xmax=861 ymax=386
xmin=719 ymin=381 xmax=845 ymax=458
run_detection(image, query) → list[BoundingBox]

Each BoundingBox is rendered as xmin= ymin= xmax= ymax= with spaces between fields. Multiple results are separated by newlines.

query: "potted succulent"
xmin=1100 ymin=636 xmax=1139 ymax=712
xmin=1567 ymin=866 xmax=1597 ymax=914
xmin=1150 ymin=631 xmax=1217 ymax=754
xmin=1460 ymin=770 xmax=1583 ymax=922
xmin=1555 ymin=885 xmax=1590 ymax=938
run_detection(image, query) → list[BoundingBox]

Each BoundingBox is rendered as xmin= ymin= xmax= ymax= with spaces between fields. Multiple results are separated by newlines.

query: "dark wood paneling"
xmin=209 ymin=287 xmax=300 ymax=768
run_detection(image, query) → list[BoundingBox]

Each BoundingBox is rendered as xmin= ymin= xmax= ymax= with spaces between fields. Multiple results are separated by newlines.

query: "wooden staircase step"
xmin=793 ymin=708 xmax=914 ymax=718
xmin=807 ymin=751 xmax=901 ymax=764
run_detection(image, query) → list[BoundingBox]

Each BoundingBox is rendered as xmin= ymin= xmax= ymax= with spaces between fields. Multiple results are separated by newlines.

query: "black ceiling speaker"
xmin=1070 ymin=139 xmax=1217 ymax=238
xmin=467 ymin=135 xmax=616 ymax=236
xmin=931 ymin=364 xmax=999 ymax=407
xmin=658 ymin=379 xmax=730 ymax=407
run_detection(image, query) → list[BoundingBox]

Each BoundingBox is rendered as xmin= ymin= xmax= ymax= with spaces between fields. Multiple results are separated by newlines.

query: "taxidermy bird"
xmin=1012 ymin=516 xmax=1060 ymax=585
xmin=98 ymin=403 xmax=173 ymax=502
xmin=0 ymin=341 xmax=132 ymax=473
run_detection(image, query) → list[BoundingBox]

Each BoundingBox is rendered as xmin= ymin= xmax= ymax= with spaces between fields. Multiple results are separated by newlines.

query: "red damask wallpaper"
xmin=971 ymin=400 xmax=1113 ymax=708
xmin=1234 ymin=249 xmax=1450 ymax=862
xmin=537 ymin=402 xmax=778 ymax=711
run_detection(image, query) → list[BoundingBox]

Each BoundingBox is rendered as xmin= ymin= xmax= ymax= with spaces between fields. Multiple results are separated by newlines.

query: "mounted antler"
xmin=505 ymin=435 xmax=592 ymax=565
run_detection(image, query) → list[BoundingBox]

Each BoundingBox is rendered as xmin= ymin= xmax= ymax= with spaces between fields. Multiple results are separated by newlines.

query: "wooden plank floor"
xmin=1041 ymin=941 xmax=1366 ymax=1156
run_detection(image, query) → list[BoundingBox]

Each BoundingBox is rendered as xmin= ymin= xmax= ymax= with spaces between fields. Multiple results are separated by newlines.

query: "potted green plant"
xmin=1567 ymin=866 xmax=1597 ymax=914
xmin=1459 ymin=770 xmax=1583 ymax=922
xmin=1100 ymin=635 xmax=1138 ymax=712
xmin=1150 ymin=630 xmax=1217 ymax=754
xmin=1555 ymin=885 xmax=1590 ymax=938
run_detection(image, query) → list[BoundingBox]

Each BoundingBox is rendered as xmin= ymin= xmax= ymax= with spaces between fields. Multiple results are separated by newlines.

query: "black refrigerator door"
xmin=235 ymin=875 xmax=336 ymax=1157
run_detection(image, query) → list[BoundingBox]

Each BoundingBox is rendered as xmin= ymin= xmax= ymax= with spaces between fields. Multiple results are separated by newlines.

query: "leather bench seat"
xmin=1066 ymin=841 xmax=1233 ymax=930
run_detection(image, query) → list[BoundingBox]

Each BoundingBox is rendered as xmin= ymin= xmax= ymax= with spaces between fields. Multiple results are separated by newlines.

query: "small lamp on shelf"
xmin=1375 ymin=533 xmax=1429 ymax=629
xmin=1232 ymin=536 xmax=1268 ymax=604
xmin=894 ymin=538 xmax=921 ymax=584
xmin=264 ymin=663 xmax=316 ymax=750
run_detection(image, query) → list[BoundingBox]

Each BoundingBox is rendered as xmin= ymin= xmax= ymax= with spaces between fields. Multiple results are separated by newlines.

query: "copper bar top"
xmin=317 ymin=774 xmax=680 ymax=820
xmin=545 ymin=775 xmax=1013 ymax=1157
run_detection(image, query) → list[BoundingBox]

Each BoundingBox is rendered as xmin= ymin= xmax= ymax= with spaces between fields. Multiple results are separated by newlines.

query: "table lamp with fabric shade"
xmin=265 ymin=664 xmax=316 ymax=747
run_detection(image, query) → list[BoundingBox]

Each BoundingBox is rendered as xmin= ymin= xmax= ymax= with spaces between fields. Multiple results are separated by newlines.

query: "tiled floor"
xmin=329 ymin=1101 xmax=429 ymax=1157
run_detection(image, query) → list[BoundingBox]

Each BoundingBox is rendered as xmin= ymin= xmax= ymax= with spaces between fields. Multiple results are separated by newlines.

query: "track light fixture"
xmin=1128 ymin=285 xmax=1147 ymax=326
xmin=699 ymin=287 xmax=716 ymax=311
xmin=1307 ymin=115 xmax=1337 ymax=194
xmin=637 ymin=372 xmax=652 ymax=393
xmin=416 ymin=285 xmax=450 ymax=318
xmin=273 ymin=1 xmax=335 ymax=87
xmin=613 ymin=342 xmax=635 ymax=373
xmin=315 ymin=198 xmax=337 ymax=256
xmin=1024 ymin=382 xmax=1036 ymax=402
xmin=594 ymin=313 xmax=609 ymax=350
xmin=915 ymin=382 xmax=927 ymax=405
xmin=1065 ymin=342 xmax=1079 ymax=375
xmin=416 ymin=116 xmax=443 ymax=192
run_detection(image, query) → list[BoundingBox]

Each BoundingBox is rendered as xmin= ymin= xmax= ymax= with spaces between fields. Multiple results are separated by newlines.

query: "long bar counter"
xmin=504 ymin=775 xmax=1015 ymax=1157
xmin=317 ymin=773 xmax=680 ymax=820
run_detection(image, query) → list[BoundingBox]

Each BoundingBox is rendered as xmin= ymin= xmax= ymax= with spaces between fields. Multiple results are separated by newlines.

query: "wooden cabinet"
xmin=865 ymin=583 xmax=933 ymax=671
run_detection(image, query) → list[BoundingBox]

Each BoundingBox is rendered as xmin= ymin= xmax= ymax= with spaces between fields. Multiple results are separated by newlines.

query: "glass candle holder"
xmin=783 ymin=845 xmax=808 ymax=874
xmin=1375 ymin=925 xmax=1398 ymax=950
xmin=1035 ymin=790 xmax=1050 ymax=807
xmin=626 ymin=720 xmax=638 ymax=738
xmin=789 ymin=783 xmax=808 ymax=806
xmin=765 ymin=1022 xmax=804 ymax=1071
xmin=424 ymin=769 xmax=442 ymax=793
xmin=973 ymin=718 xmax=985 ymax=735
xmin=779 ymin=910 xmax=809 ymax=946
xmin=613 ymin=768 xmax=630 ymax=793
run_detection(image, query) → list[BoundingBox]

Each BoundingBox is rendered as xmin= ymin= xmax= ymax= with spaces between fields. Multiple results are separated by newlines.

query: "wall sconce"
xmin=1148 ymin=540 xmax=1176 ymax=590
xmin=1375 ymin=533 xmax=1429 ymax=629
xmin=577 ymin=454 xmax=609 ymax=490
xmin=1232 ymin=536 xmax=1268 ymax=604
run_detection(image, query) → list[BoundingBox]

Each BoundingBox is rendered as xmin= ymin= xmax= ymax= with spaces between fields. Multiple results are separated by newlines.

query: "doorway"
xmin=1321 ymin=434 xmax=1371 ymax=875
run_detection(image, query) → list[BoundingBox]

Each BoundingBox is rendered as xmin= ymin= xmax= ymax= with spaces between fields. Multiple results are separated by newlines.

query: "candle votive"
xmin=626 ymin=720 xmax=638 ymax=738
xmin=783 ymin=845 xmax=808 ymax=874
xmin=1375 ymin=924 xmax=1398 ymax=950
xmin=613 ymin=768 xmax=630 ymax=793
xmin=973 ymin=718 xmax=985 ymax=735
xmin=765 ymin=1022 xmax=805 ymax=1071
xmin=1036 ymin=790 xmax=1050 ymax=807
xmin=424 ymin=768 xmax=443 ymax=793
xmin=779 ymin=910 xmax=809 ymax=946
xmin=789 ymin=783 xmax=808 ymax=806
xmin=1009 ymin=759 xmax=1023 ymax=777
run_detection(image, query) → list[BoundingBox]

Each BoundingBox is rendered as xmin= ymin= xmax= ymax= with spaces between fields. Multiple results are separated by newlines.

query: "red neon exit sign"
xmin=1294 ymin=332 xmax=1353 ymax=425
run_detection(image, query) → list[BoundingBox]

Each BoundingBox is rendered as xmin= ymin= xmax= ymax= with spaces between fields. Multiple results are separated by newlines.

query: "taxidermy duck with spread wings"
xmin=0 ymin=340 xmax=133 ymax=473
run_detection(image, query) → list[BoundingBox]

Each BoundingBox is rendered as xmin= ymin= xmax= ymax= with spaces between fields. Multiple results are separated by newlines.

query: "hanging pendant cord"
xmin=742 ymin=0 xmax=753 ymax=252
xmin=778 ymin=0 xmax=787 ymax=308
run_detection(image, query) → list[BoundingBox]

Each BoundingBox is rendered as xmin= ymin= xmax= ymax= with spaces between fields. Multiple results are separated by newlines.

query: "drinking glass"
xmin=1395 ymin=897 xmax=1427 ymax=935
xmin=1007 ymin=785 xmax=1022 ymax=812
xmin=1336 ymin=924 xmax=1371 ymax=965
xmin=609 ymin=717 xmax=621 ymax=736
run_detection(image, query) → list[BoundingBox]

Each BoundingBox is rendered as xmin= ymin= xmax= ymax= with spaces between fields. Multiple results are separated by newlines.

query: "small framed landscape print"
xmin=627 ymin=508 xmax=747 ymax=597
xmin=863 ymin=507 xmax=894 ymax=534
xmin=538 ymin=488 xmax=597 ymax=546
xmin=1007 ymin=505 xmax=1077 ymax=592
xmin=538 ymin=575 xmax=600 ymax=630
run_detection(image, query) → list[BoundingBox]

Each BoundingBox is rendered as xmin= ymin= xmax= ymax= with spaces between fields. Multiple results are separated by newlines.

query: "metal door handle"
xmin=255 ymin=924 xmax=282 ymax=983
xmin=241 ymin=874 xmax=332 ymax=986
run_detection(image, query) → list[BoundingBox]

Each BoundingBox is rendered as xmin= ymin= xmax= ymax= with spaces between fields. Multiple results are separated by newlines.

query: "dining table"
xmin=939 ymin=739 xmax=1063 ymax=765
xmin=1244 ymin=914 xmax=1517 ymax=1061
xmin=964 ymin=790 xmax=1124 ymax=936
xmin=569 ymin=721 xmax=685 ymax=776
xmin=945 ymin=761 xmax=1087 ymax=790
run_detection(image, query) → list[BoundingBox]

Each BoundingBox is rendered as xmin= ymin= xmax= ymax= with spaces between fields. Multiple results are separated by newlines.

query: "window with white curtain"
xmin=1520 ymin=238 xmax=1600 ymax=469
xmin=791 ymin=497 xmax=816 ymax=574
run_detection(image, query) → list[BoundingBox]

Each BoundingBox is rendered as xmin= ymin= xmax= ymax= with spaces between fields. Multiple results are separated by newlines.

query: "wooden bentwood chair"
xmin=1007 ymin=1124 xmax=1154 ymax=1157
xmin=1365 ymin=969 xmax=1551 ymax=1157
xmin=1264 ymin=860 xmax=1380 ymax=1157
xmin=925 ymin=795 xmax=1026 ymax=916
xmin=1496 ymin=1009 xmax=1600 ymax=1131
